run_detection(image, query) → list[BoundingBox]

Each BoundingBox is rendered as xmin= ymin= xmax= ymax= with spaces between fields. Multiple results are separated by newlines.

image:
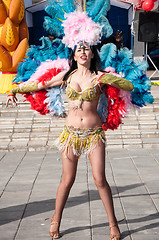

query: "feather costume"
xmin=14 ymin=58 xmax=69 ymax=116
xmin=10 ymin=0 xmax=154 ymax=132
xmin=13 ymin=37 xmax=69 ymax=84
xmin=100 ymin=44 xmax=154 ymax=108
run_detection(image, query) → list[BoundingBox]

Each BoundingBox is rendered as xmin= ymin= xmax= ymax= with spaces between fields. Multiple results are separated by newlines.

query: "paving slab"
xmin=0 ymin=149 xmax=159 ymax=240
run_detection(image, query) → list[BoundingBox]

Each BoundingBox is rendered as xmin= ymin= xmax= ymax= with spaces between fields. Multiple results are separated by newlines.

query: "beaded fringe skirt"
xmin=54 ymin=125 xmax=106 ymax=157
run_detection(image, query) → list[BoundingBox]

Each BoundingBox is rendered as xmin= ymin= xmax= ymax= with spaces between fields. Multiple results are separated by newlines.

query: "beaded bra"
xmin=66 ymin=74 xmax=100 ymax=102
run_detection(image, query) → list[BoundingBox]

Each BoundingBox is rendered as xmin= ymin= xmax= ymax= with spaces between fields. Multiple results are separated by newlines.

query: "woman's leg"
xmin=49 ymin=147 xmax=79 ymax=237
xmin=88 ymin=141 xmax=120 ymax=239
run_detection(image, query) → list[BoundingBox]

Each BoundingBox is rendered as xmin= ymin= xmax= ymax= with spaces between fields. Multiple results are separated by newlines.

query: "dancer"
xmin=7 ymin=38 xmax=133 ymax=240
xmin=5 ymin=0 xmax=155 ymax=237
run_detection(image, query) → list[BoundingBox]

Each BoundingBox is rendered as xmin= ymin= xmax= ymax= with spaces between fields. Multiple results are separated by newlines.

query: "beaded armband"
xmin=9 ymin=82 xmax=39 ymax=95
xmin=98 ymin=73 xmax=134 ymax=92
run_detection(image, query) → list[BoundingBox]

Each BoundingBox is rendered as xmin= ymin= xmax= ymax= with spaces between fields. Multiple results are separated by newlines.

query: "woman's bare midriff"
xmin=65 ymin=99 xmax=102 ymax=129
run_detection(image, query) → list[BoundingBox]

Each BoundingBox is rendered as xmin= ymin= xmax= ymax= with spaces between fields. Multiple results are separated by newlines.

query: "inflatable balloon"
xmin=142 ymin=0 xmax=154 ymax=11
xmin=0 ymin=0 xmax=29 ymax=93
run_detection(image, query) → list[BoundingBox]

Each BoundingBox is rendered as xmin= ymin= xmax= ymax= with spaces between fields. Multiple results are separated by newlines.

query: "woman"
xmin=7 ymin=41 xmax=133 ymax=240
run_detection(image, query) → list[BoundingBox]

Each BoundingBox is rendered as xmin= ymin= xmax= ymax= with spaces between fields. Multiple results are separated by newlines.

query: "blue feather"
xmin=43 ymin=0 xmax=75 ymax=38
xmin=97 ymin=91 xmax=108 ymax=123
xmin=13 ymin=36 xmax=69 ymax=84
xmin=45 ymin=87 xmax=65 ymax=117
xmin=86 ymin=0 xmax=110 ymax=18
xmin=86 ymin=0 xmax=112 ymax=38
xmin=98 ymin=15 xmax=113 ymax=38
xmin=43 ymin=16 xmax=64 ymax=37
xmin=62 ymin=0 xmax=76 ymax=13
xmin=45 ymin=1 xmax=62 ymax=19
xmin=100 ymin=43 xmax=117 ymax=68
xmin=100 ymin=45 xmax=154 ymax=107
xmin=134 ymin=59 xmax=148 ymax=72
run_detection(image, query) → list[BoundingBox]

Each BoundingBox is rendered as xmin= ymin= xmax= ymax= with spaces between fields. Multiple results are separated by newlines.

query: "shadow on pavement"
xmin=0 ymin=183 xmax=159 ymax=238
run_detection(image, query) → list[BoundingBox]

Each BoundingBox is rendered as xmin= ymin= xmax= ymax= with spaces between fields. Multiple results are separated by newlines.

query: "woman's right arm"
xmin=38 ymin=70 xmax=67 ymax=90
xmin=6 ymin=70 xmax=68 ymax=107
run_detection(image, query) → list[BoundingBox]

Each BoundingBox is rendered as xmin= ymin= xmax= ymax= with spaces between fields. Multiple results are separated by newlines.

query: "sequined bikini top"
xmin=66 ymin=73 xmax=100 ymax=102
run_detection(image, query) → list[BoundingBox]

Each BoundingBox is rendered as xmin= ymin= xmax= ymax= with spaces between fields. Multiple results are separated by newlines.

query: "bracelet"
xmin=8 ymin=94 xmax=14 ymax=97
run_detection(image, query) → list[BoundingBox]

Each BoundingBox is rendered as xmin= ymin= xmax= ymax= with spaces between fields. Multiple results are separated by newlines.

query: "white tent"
xmin=25 ymin=0 xmax=133 ymax=27
xmin=25 ymin=0 xmax=48 ymax=27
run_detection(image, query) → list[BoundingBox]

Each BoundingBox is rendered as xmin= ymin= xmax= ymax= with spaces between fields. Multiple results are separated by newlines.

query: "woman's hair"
xmin=114 ymin=30 xmax=123 ymax=39
xmin=63 ymin=46 xmax=104 ymax=82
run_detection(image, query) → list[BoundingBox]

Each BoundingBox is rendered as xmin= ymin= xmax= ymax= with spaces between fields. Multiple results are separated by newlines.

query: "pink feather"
xmin=62 ymin=11 xmax=102 ymax=49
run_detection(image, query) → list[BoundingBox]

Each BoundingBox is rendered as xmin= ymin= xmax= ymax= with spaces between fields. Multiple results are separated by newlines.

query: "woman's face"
xmin=74 ymin=42 xmax=94 ymax=66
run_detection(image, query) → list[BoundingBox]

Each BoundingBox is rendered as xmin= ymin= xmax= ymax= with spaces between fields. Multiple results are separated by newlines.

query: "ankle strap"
xmin=45 ymin=217 xmax=58 ymax=225
xmin=109 ymin=217 xmax=125 ymax=228
xmin=109 ymin=223 xmax=117 ymax=229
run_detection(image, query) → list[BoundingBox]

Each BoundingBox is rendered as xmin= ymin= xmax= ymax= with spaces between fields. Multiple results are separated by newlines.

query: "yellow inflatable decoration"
xmin=0 ymin=0 xmax=29 ymax=93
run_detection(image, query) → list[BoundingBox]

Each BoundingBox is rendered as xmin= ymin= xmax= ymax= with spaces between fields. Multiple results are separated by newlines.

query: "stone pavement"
xmin=0 ymin=149 xmax=159 ymax=240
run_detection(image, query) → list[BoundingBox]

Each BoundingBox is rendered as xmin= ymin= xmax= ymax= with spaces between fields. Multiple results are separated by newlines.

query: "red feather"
xmin=37 ymin=68 xmax=61 ymax=85
xmin=102 ymin=85 xmax=125 ymax=131
xmin=24 ymin=90 xmax=49 ymax=115
xmin=22 ymin=68 xmax=62 ymax=115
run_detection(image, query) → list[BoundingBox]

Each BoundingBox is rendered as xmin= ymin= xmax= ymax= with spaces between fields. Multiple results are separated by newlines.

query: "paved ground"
xmin=0 ymin=149 xmax=159 ymax=240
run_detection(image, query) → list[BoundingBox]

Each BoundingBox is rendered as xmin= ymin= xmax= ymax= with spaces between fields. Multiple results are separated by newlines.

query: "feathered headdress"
xmin=43 ymin=0 xmax=113 ymax=48
xmin=62 ymin=11 xmax=103 ymax=49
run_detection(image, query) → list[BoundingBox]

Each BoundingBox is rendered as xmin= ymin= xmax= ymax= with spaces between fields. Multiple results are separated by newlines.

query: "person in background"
xmin=98 ymin=30 xmax=124 ymax=51
xmin=48 ymin=34 xmax=55 ymax=42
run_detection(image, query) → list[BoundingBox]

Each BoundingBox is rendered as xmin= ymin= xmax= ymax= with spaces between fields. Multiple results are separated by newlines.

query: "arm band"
xmin=98 ymin=73 xmax=134 ymax=91
xmin=9 ymin=82 xmax=39 ymax=95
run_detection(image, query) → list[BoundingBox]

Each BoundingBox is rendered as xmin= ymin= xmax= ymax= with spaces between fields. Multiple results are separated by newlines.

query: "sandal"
xmin=45 ymin=217 xmax=60 ymax=239
xmin=109 ymin=223 xmax=120 ymax=240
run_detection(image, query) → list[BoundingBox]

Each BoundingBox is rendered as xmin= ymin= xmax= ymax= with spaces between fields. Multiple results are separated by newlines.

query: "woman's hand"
xmin=38 ymin=82 xmax=45 ymax=90
xmin=6 ymin=94 xmax=18 ymax=107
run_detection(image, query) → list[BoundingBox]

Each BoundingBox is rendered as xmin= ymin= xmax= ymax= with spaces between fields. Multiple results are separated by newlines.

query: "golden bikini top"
xmin=66 ymin=74 xmax=100 ymax=102
xmin=66 ymin=71 xmax=134 ymax=105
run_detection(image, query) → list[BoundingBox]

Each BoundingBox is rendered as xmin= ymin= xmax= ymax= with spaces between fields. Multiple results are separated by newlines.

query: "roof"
xmin=25 ymin=0 xmax=132 ymax=13
xmin=25 ymin=0 xmax=48 ymax=13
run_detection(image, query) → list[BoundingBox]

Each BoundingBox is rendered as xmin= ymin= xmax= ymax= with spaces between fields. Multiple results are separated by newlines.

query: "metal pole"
xmin=83 ymin=0 xmax=86 ymax=11
xmin=144 ymin=42 xmax=159 ymax=79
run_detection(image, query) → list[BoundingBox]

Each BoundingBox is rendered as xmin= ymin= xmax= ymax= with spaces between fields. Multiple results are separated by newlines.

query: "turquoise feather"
xmin=98 ymin=15 xmax=113 ymax=37
xmin=62 ymin=0 xmax=76 ymax=13
xmin=86 ymin=0 xmax=112 ymax=38
xmin=100 ymin=43 xmax=117 ymax=68
xmin=13 ymin=37 xmax=69 ymax=84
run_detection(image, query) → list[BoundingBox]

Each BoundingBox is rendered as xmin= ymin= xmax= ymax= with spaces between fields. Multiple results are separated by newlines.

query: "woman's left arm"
xmin=98 ymin=73 xmax=134 ymax=91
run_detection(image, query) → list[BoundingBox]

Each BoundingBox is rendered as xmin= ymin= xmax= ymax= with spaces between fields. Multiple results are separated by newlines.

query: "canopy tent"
xmin=25 ymin=0 xmax=133 ymax=48
xmin=25 ymin=0 xmax=133 ymax=27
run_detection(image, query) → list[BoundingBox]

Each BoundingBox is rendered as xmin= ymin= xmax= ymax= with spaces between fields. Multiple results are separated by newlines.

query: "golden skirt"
xmin=54 ymin=125 xmax=106 ymax=157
